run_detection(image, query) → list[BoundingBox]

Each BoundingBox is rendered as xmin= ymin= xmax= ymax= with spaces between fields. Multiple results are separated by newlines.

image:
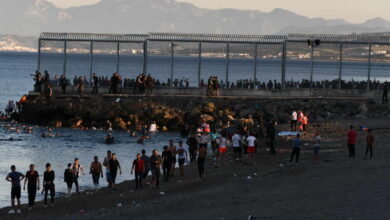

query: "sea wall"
xmin=16 ymin=92 xmax=390 ymax=131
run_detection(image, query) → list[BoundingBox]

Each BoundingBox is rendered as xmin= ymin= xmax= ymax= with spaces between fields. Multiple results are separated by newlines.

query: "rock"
xmin=114 ymin=117 xmax=127 ymax=130
xmin=72 ymin=119 xmax=83 ymax=128
xmin=203 ymin=102 xmax=215 ymax=113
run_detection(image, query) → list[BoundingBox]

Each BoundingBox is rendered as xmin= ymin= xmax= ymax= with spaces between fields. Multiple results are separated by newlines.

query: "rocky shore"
xmin=15 ymin=94 xmax=389 ymax=130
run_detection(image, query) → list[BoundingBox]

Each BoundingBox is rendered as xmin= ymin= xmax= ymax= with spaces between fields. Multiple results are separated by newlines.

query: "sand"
xmin=1 ymin=118 xmax=390 ymax=220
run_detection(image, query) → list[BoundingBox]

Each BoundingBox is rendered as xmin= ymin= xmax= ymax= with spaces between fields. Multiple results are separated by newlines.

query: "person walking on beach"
xmin=5 ymin=165 xmax=25 ymax=214
xmin=186 ymin=134 xmax=198 ymax=163
xmin=382 ymin=83 xmax=388 ymax=104
xmin=90 ymin=156 xmax=103 ymax=186
xmin=150 ymin=149 xmax=162 ymax=189
xmin=217 ymin=133 xmax=227 ymax=167
xmin=289 ymin=134 xmax=301 ymax=164
xmin=92 ymin=73 xmax=98 ymax=94
xmin=131 ymin=153 xmax=145 ymax=189
xmin=246 ymin=133 xmax=257 ymax=165
xmin=313 ymin=131 xmax=321 ymax=163
xmin=365 ymin=129 xmax=374 ymax=159
xmin=162 ymin=146 xmax=173 ymax=181
xmin=291 ymin=110 xmax=298 ymax=131
xmin=43 ymin=163 xmax=55 ymax=207
xmin=347 ymin=125 xmax=357 ymax=158
xmin=64 ymin=163 xmax=73 ymax=196
xmin=197 ymin=144 xmax=207 ymax=178
xmin=168 ymin=140 xmax=177 ymax=177
xmin=109 ymin=153 xmax=121 ymax=189
xmin=103 ymin=151 xmax=112 ymax=188
xmin=23 ymin=164 xmax=40 ymax=210
xmin=232 ymin=131 xmax=242 ymax=163
xmin=141 ymin=149 xmax=151 ymax=184
xmin=177 ymin=141 xmax=188 ymax=176
xmin=71 ymin=158 xmax=84 ymax=194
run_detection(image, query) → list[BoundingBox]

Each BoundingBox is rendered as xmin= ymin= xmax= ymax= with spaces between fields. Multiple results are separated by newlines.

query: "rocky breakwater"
xmin=16 ymin=95 xmax=390 ymax=131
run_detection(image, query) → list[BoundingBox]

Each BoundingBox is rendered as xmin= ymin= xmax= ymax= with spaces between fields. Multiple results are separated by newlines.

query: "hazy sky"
xmin=47 ymin=0 xmax=389 ymax=23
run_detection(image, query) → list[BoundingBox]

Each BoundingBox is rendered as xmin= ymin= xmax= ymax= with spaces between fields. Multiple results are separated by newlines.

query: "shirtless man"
xmin=168 ymin=140 xmax=177 ymax=177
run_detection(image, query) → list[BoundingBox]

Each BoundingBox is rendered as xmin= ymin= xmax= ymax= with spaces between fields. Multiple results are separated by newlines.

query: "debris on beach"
xmin=117 ymin=203 xmax=122 ymax=207
xmin=79 ymin=209 xmax=85 ymax=214
xmin=160 ymin=192 xmax=165 ymax=195
xmin=278 ymin=164 xmax=284 ymax=168
xmin=247 ymin=176 xmax=252 ymax=180
xmin=248 ymin=215 xmax=256 ymax=220
xmin=253 ymin=173 xmax=258 ymax=176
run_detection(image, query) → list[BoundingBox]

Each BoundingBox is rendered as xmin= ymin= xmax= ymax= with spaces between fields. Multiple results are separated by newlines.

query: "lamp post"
xmin=307 ymin=39 xmax=320 ymax=95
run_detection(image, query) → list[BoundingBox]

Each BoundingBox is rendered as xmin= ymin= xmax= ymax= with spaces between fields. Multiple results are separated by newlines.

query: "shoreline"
xmin=2 ymin=118 xmax=390 ymax=219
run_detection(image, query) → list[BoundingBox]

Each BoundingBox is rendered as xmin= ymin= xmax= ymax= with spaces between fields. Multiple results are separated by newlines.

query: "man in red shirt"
xmin=347 ymin=125 xmax=357 ymax=157
xmin=131 ymin=153 xmax=145 ymax=189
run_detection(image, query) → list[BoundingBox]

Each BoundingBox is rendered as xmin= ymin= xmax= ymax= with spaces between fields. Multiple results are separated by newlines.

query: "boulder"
xmin=203 ymin=102 xmax=215 ymax=113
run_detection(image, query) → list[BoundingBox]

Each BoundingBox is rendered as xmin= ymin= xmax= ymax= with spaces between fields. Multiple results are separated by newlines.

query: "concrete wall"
xmin=35 ymin=85 xmax=382 ymax=98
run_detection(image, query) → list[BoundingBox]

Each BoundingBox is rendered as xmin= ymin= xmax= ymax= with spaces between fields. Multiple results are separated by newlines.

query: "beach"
xmin=1 ymin=118 xmax=390 ymax=219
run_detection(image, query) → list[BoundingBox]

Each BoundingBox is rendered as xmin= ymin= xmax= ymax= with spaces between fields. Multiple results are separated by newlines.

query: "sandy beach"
xmin=1 ymin=118 xmax=390 ymax=220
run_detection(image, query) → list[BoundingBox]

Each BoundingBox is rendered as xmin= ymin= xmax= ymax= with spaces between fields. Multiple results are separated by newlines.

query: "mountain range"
xmin=1 ymin=0 xmax=390 ymax=37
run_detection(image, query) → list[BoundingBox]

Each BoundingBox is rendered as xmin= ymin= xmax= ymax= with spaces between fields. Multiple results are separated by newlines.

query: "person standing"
xmin=103 ymin=151 xmax=112 ymax=188
xmin=109 ymin=153 xmax=121 ymax=189
xmin=289 ymin=134 xmax=301 ymax=164
xmin=266 ymin=120 xmax=277 ymax=155
xmin=71 ymin=158 xmax=84 ymax=194
xmin=161 ymin=146 xmax=172 ymax=181
xmin=232 ymin=131 xmax=242 ymax=163
xmin=382 ymin=83 xmax=388 ymax=104
xmin=313 ymin=131 xmax=321 ymax=163
xmin=64 ymin=163 xmax=73 ymax=196
xmin=246 ymin=133 xmax=257 ymax=165
xmin=5 ymin=165 xmax=25 ymax=214
xmin=92 ymin=73 xmax=98 ymax=94
xmin=131 ymin=153 xmax=145 ymax=189
xmin=177 ymin=141 xmax=188 ymax=176
xmin=347 ymin=125 xmax=357 ymax=158
xmin=43 ymin=163 xmax=55 ymax=208
xmin=77 ymin=76 xmax=84 ymax=96
xmin=150 ymin=149 xmax=162 ymax=189
xmin=217 ymin=134 xmax=227 ymax=167
xmin=59 ymin=75 xmax=67 ymax=94
xmin=168 ymin=140 xmax=177 ymax=177
xmin=141 ymin=149 xmax=151 ymax=184
xmin=197 ymin=145 xmax=207 ymax=178
xmin=291 ymin=110 xmax=298 ymax=131
xmin=186 ymin=134 xmax=198 ymax=163
xmin=90 ymin=156 xmax=103 ymax=186
xmin=23 ymin=164 xmax=40 ymax=210
xmin=365 ymin=129 xmax=374 ymax=159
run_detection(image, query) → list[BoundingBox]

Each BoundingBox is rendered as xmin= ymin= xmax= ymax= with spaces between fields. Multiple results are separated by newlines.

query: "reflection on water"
xmin=0 ymin=125 xmax=183 ymax=208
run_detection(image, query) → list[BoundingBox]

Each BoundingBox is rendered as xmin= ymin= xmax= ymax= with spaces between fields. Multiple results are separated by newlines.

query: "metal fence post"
xmin=89 ymin=41 xmax=94 ymax=84
xmin=116 ymin=42 xmax=120 ymax=73
xmin=367 ymin=44 xmax=372 ymax=91
xmin=63 ymin=40 xmax=67 ymax=76
xmin=338 ymin=43 xmax=343 ymax=89
xmin=198 ymin=42 xmax=202 ymax=88
xmin=143 ymin=40 xmax=148 ymax=74
xmin=226 ymin=43 xmax=230 ymax=88
xmin=171 ymin=41 xmax=174 ymax=86
xmin=281 ymin=41 xmax=287 ymax=88
xmin=253 ymin=43 xmax=258 ymax=89
xmin=37 ymin=39 xmax=41 ymax=72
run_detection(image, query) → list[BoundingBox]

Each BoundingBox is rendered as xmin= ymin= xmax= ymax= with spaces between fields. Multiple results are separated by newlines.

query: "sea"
xmin=0 ymin=51 xmax=389 ymax=208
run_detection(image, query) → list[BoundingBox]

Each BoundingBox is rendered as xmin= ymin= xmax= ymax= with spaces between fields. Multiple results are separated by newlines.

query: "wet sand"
xmin=2 ymin=118 xmax=390 ymax=219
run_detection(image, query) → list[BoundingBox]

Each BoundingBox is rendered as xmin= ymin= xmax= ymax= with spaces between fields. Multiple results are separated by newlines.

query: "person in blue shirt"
xmin=289 ymin=134 xmax=301 ymax=164
xmin=5 ymin=165 xmax=25 ymax=214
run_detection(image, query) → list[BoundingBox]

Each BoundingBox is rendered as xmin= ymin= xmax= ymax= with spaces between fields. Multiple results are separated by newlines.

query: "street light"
xmin=307 ymin=39 xmax=321 ymax=95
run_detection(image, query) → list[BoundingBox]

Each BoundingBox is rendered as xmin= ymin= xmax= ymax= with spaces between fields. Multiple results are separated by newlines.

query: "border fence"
xmin=38 ymin=32 xmax=390 ymax=90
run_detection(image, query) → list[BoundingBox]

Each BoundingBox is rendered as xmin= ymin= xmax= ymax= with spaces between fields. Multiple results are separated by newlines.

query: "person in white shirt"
xmin=149 ymin=121 xmax=157 ymax=132
xmin=246 ymin=133 xmax=257 ymax=165
xmin=232 ymin=131 xmax=242 ymax=163
xmin=291 ymin=110 xmax=298 ymax=131
xmin=176 ymin=141 xmax=188 ymax=176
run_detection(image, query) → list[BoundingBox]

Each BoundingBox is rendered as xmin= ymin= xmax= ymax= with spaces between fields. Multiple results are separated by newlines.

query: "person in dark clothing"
xmin=43 ymin=163 xmax=55 ymax=207
xmin=23 ymin=164 xmax=40 ymax=210
xmin=34 ymin=71 xmax=42 ymax=92
xmin=161 ymin=146 xmax=172 ymax=181
xmin=71 ymin=158 xmax=84 ymax=194
xmin=92 ymin=73 xmax=98 ymax=94
xmin=266 ymin=120 xmax=277 ymax=155
xmin=186 ymin=134 xmax=198 ymax=163
xmin=289 ymin=134 xmax=301 ymax=164
xmin=150 ymin=149 xmax=162 ymax=189
xmin=59 ymin=75 xmax=67 ymax=94
xmin=108 ymin=153 xmax=121 ymax=189
xmin=197 ymin=145 xmax=207 ymax=178
xmin=109 ymin=73 xmax=119 ymax=94
xmin=131 ymin=153 xmax=145 ymax=189
xmin=64 ymin=163 xmax=73 ymax=196
xmin=383 ymin=83 xmax=388 ymax=104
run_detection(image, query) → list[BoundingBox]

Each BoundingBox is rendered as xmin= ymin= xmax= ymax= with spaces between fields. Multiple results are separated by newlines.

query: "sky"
xmin=47 ymin=0 xmax=390 ymax=23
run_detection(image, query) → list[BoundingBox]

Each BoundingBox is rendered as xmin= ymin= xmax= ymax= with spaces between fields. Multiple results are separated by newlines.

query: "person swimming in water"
xmin=105 ymin=132 xmax=115 ymax=144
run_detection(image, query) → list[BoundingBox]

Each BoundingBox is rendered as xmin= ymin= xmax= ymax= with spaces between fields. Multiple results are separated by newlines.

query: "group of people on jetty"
xmin=4 ymin=107 xmax=376 ymax=215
